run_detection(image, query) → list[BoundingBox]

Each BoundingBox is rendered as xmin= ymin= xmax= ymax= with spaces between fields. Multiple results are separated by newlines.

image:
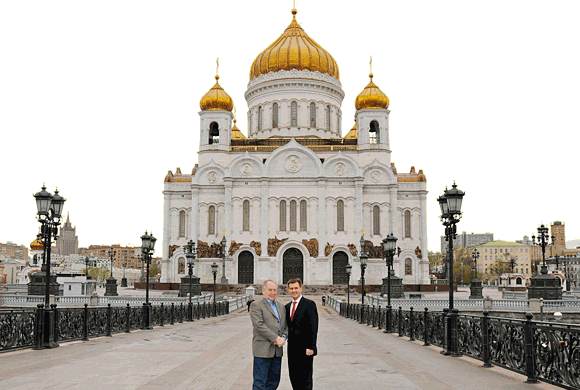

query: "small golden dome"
xmin=30 ymin=238 xmax=43 ymax=251
xmin=355 ymin=74 xmax=389 ymax=110
xmin=231 ymin=119 xmax=246 ymax=139
xmin=344 ymin=119 xmax=357 ymax=139
xmin=250 ymin=9 xmax=339 ymax=81
xmin=200 ymin=75 xmax=234 ymax=112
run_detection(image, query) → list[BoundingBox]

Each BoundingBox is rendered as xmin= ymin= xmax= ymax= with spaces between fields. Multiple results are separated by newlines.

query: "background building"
xmin=441 ymin=232 xmax=494 ymax=254
xmin=82 ymin=244 xmax=143 ymax=269
xmin=470 ymin=240 xmax=532 ymax=279
xmin=54 ymin=213 xmax=79 ymax=256
xmin=0 ymin=242 xmax=29 ymax=260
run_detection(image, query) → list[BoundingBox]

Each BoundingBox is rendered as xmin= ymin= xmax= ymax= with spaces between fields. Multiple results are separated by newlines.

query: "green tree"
xmin=149 ymin=263 xmax=161 ymax=278
xmin=88 ymin=267 xmax=110 ymax=282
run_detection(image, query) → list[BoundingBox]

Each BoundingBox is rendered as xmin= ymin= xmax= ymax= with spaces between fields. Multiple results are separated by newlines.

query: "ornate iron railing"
xmin=330 ymin=297 xmax=580 ymax=389
xmin=1 ymin=297 xmax=243 ymax=353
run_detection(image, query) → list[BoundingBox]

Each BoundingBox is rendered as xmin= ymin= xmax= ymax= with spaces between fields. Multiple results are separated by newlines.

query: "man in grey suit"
xmin=250 ymin=279 xmax=288 ymax=390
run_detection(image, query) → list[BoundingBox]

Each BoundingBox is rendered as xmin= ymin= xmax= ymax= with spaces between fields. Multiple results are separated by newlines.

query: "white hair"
xmin=262 ymin=279 xmax=277 ymax=290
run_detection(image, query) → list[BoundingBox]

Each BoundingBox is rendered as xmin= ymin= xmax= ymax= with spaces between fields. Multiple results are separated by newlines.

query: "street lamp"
xmin=184 ymin=239 xmax=197 ymax=321
xmin=211 ymin=262 xmax=218 ymax=316
xmin=469 ymin=249 xmax=483 ymax=299
xmin=32 ymin=184 xmax=66 ymax=349
xmin=121 ymin=256 xmax=127 ymax=287
xmin=140 ymin=230 xmax=157 ymax=329
xmin=382 ymin=232 xmax=397 ymax=333
xmin=105 ymin=246 xmax=118 ymax=296
xmin=359 ymin=234 xmax=368 ymax=324
xmin=85 ymin=256 xmax=90 ymax=277
xmin=220 ymin=233 xmax=228 ymax=284
xmin=529 ymin=224 xmax=562 ymax=299
xmin=345 ymin=263 xmax=352 ymax=317
xmin=437 ymin=182 xmax=464 ymax=357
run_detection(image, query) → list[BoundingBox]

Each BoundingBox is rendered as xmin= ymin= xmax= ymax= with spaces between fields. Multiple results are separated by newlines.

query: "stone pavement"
xmin=0 ymin=296 xmax=560 ymax=390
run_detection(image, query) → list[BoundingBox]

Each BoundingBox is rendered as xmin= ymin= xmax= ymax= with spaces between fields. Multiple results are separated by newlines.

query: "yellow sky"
xmin=1 ymin=0 xmax=579 ymax=251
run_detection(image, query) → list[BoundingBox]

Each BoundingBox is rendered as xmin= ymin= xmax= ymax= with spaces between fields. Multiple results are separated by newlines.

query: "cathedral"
xmin=161 ymin=7 xmax=429 ymax=287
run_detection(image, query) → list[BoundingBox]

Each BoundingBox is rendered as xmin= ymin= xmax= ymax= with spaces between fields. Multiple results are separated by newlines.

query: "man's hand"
xmin=274 ymin=336 xmax=286 ymax=347
xmin=306 ymin=349 xmax=314 ymax=356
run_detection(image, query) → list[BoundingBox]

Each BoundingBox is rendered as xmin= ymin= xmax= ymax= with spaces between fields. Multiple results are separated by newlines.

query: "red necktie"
xmin=291 ymin=301 xmax=297 ymax=321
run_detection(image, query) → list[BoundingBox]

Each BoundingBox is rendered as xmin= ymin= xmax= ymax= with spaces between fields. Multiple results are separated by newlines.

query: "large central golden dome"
xmin=250 ymin=9 xmax=339 ymax=81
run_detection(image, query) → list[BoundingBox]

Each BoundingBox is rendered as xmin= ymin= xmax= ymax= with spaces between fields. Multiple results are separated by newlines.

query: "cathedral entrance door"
xmin=283 ymin=248 xmax=303 ymax=284
xmin=238 ymin=251 xmax=254 ymax=284
xmin=333 ymin=251 xmax=349 ymax=284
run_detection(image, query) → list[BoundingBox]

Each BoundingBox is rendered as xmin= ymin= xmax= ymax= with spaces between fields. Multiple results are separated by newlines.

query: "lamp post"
xmin=469 ymin=249 xmax=483 ymax=299
xmin=105 ymin=246 xmax=118 ymax=296
xmin=85 ymin=256 xmax=90 ymax=277
xmin=121 ymin=257 xmax=127 ymax=287
xmin=140 ymin=231 xmax=157 ymax=329
xmin=220 ymin=233 xmax=228 ymax=284
xmin=211 ymin=262 xmax=218 ymax=316
xmin=184 ymin=239 xmax=197 ymax=321
xmin=33 ymin=184 xmax=66 ymax=349
xmin=359 ymin=234 xmax=368 ymax=324
xmin=437 ymin=182 xmax=465 ymax=357
xmin=345 ymin=263 xmax=352 ymax=317
xmin=554 ymin=254 xmax=560 ymax=271
xmin=382 ymin=233 xmax=397 ymax=333
xmin=528 ymin=224 xmax=562 ymax=299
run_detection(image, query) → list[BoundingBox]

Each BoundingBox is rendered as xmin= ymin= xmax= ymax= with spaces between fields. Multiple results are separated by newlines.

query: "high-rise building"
xmin=550 ymin=221 xmax=566 ymax=257
xmin=82 ymin=244 xmax=143 ymax=269
xmin=55 ymin=213 xmax=79 ymax=256
xmin=0 ymin=242 xmax=29 ymax=260
xmin=441 ymin=232 xmax=494 ymax=254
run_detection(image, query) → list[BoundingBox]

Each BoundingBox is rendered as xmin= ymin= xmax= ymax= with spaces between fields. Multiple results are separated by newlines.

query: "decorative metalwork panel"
xmin=533 ymin=322 xmax=580 ymax=389
xmin=0 ymin=310 xmax=36 ymax=351
xmin=427 ymin=312 xmax=444 ymax=348
xmin=151 ymin=305 xmax=162 ymax=326
xmin=111 ymin=307 xmax=127 ymax=334
xmin=57 ymin=308 xmax=84 ymax=342
xmin=332 ymin=251 xmax=349 ymax=285
xmin=282 ymin=248 xmax=303 ymax=284
xmin=391 ymin=309 xmax=400 ymax=334
xmin=413 ymin=311 xmax=425 ymax=342
xmin=457 ymin=315 xmax=483 ymax=359
xmin=88 ymin=308 xmax=108 ymax=337
xmin=488 ymin=318 xmax=526 ymax=375
xmin=130 ymin=306 xmax=143 ymax=330
xmin=238 ymin=251 xmax=254 ymax=284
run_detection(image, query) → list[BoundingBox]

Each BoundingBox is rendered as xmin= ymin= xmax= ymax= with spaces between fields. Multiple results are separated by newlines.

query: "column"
xmin=419 ymin=191 xmax=430 ymax=284
xmin=355 ymin=180 xmax=363 ymax=236
xmin=260 ymin=179 xmax=269 ymax=258
xmin=224 ymin=180 xmax=233 ymax=239
xmin=389 ymin=186 xmax=398 ymax=236
xmin=161 ymin=188 xmax=172 ymax=283
xmin=317 ymin=179 xmax=326 ymax=257
xmin=191 ymin=186 xmax=200 ymax=244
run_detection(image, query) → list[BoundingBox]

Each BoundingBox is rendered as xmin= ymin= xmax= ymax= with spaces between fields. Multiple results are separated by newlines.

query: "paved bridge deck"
xmin=0 ymin=297 xmax=560 ymax=390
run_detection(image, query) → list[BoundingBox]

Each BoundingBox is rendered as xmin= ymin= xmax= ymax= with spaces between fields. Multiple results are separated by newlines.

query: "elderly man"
xmin=250 ymin=279 xmax=288 ymax=390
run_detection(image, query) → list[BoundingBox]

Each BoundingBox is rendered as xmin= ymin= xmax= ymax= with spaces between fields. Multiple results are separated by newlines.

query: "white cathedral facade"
xmin=161 ymin=8 xmax=429 ymax=287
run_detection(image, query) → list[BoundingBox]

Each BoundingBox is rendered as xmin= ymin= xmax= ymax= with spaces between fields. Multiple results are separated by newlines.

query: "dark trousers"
xmin=253 ymin=356 xmax=282 ymax=390
xmin=288 ymin=346 xmax=313 ymax=390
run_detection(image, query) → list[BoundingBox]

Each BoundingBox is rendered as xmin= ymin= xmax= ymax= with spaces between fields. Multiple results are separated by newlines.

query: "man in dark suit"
xmin=285 ymin=278 xmax=319 ymax=390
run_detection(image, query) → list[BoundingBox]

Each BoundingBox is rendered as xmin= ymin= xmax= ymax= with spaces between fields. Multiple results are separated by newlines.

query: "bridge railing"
xmin=0 ymin=294 xmax=213 ymax=307
xmin=328 ymin=296 xmax=580 ymax=390
xmin=1 ymin=295 xmax=249 ymax=353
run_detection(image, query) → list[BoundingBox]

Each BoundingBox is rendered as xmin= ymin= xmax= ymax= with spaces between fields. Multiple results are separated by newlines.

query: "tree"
xmin=149 ymin=263 xmax=161 ymax=278
xmin=88 ymin=267 xmax=110 ymax=282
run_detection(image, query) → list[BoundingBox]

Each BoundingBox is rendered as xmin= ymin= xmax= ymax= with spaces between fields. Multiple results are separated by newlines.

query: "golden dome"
xmin=200 ymin=75 xmax=234 ymax=112
xmin=30 ymin=238 xmax=43 ymax=251
xmin=355 ymin=74 xmax=389 ymax=110
xmin=231 ymin=119 xmax=246 ymax=139
xmin=344 ymin=119 xmax=357 ymax=139
xmin=250 ymin=9 xmax=339 ymax=81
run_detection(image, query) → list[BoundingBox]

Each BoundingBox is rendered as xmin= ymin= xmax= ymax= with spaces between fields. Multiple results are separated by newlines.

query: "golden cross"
xmin=222 ymin=228 xmax=226 ymax=236
xmin=369 ymin=55 xmax=373 ymax=74
xmin=234 ymin=106 xmax=237 ymax=120
xmin=216 ymin=57 xmax=219 ymax=76
xmin=361 ymin=229 xmax=365 ymax=237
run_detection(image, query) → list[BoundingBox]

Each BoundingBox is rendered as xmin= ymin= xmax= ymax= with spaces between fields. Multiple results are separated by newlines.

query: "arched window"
xmin=310 ymin=102 xmax=316 ymax=127
xmin=404 ymin=210 xmax=411 ymax=238
xmin=179 ymin=211 xmax=186 ymax=237
xmin=280 ymin=200 xmax=286 ymax=231
xmin=178 ymin=257 xmax=185 ymax=274
xmin=369 ymin=120 xmax=379 ymax=145
xmin=300 ymin=200 xmax=307 ymax=231
xmin=258 ymin=106 xmax=263 ymax=131
xmin=209 ymin=122 xmax=219 ymax=144
xmin=290 ymin=200 xmax=297 ymax=231
xmin=291 ymin=101 xmax=298 ymax=127
xmin=326 ymin=105 xmax=331 ymax=130
xmin=373 ymin=206 xmax=380 ymax=235
xmin=243 ymin=200 xmax=250 ymax=231
xmin=208 ymin=206 xmax=216 ymax=235
xmin=337 ymin=200 xmax=344 ymax=232
xmin=272 ymin=103 xmax=279 ymax=128
xmin=405 ymin=258 xmax=412 ymax=275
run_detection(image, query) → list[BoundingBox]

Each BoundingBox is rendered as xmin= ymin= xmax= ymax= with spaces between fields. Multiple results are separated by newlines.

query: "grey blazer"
xmin=250 ymin=297 xmax=288 ymax=358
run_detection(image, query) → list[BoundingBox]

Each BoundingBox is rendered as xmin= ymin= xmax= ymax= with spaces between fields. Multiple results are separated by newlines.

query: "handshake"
xmin=273 ymin=336 xmax=286 ymax=347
